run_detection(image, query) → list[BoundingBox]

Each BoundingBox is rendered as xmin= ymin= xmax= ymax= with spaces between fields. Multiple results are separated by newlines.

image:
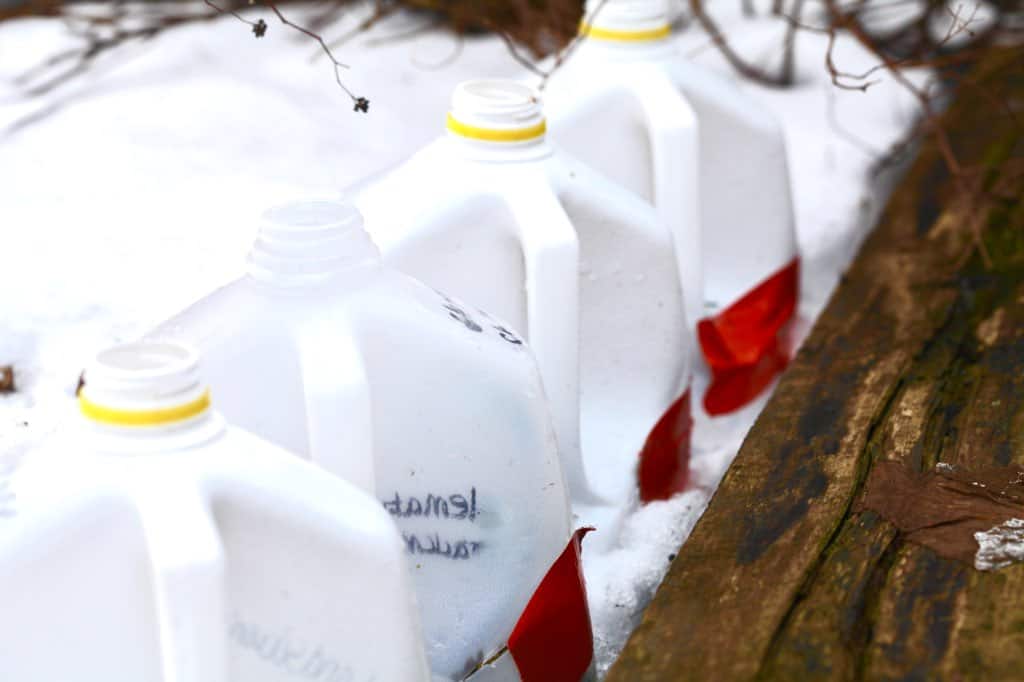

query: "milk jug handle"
xmin=631 ymin=72 xmax=703 ymax=331
xmin=135 ymin=481 xmax=228 ymax=682
xmin=297 ymin=326 xmax=376 ymax=493
xmin=504 ymin=188 xmax=593 ymax=502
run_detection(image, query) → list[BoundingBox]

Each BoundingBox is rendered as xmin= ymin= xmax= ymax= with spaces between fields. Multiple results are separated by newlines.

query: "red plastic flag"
xmin=637 ymin=389 xmax=693 ymax=503
xmin=698 ymin=258 xmax=799 ymax=414
xmin=507 ymin=528 xmax=594 ymax=682
xmin=702 ymin=338 xmax=789 ymax=415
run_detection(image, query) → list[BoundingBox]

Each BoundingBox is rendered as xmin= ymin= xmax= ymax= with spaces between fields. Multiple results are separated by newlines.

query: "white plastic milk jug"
xmin=545 ymin=0 xmax=800 ymax=413
xmin=0 ymin=341 xmax=430 ymax=682
xmin=355 ymin=79 xmax=692 ymax=506
xmin=152 ymin=200 xmax=588 ymax=681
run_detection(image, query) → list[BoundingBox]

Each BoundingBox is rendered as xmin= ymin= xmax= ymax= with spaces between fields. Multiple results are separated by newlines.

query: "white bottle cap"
xmin=247 ymin=200 xmax=382 ymax=285
xmin=582 ymin=0 xmax=672 ymax=41
xmin=446 ymin=80 xmax=547 ymax=146
xmin=79 ymin=342 xmax=211 ymax=430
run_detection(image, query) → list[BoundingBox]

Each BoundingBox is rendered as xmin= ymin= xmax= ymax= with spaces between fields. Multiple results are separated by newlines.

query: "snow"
xmin=1 ymin=1 xmax=927 ymax=677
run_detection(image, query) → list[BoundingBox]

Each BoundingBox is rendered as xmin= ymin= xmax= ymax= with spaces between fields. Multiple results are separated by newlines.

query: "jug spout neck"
xmin=445 ymin=80 xmax=552 ymax=162
xmin=78 ymin=341 xmax=224 ymax=448
xmin=247 ymin=200 xmax=382 ymax=286
xmin=580 ymin=0 xmax=673 ymax=44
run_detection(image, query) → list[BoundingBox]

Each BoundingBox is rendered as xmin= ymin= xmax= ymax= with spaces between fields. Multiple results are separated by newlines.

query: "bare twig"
xmin=458 ymin=0 xmax=610 ymax=90
xmin=7 ymin=0 xmax=585 ymax=112
xmin=689 ymin=0 xmax=792 ymax=87
xmin=822 ymin=0 xmax=996 ymax=265
xmin=204 ymin=0 xmax=368 ymax=110
xmin=265 ymin=1 xmax=364 ymax=107
xmin=14 ymin=14 xmax=214 ymax=97
xmin=825 ymin=84 xmax=886 ymax=157
xmin=323 ymin=0 xmax=396 ymax=52
xmin=537 ymin=0 xmax=612 ymax=90
xmin=779 ymin=0 xmax=805 ymax=85
xmin=202 ymin=0 xmax=254 ymax=28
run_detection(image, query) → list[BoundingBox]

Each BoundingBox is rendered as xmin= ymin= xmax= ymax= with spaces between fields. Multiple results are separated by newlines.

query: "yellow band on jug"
xmin=446 ymin=113 xmax=546 ymax=143
xmin=80 ymin=389 xmax=212 ymax=427
xmin=580 ymin=22 xmax=671 ymax=42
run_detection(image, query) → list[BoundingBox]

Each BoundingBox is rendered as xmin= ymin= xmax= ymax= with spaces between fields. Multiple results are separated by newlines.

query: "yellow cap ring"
xmin=580 ymin=22 xmax=671 ymax=42
xmin=446 ymin=113 xmax=546 ymax=143
xmin=80 ymin=389 xmax=212 ymax=427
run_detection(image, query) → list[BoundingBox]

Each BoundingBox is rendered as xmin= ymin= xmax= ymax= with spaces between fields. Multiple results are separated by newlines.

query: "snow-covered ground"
xmin=0 ymin=2 xmax=927 ymax=676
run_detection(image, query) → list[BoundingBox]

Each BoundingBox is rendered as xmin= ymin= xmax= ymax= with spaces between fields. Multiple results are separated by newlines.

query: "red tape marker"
xmin=698 ymin=258 xmax=799 ymax=414
xmin=637 ymin=389 xmax=693 ymax=503
xmin=702 ymin=338 xmax=789 ymax=415
xmin=508 ymin=528 xmax=594 ymax=682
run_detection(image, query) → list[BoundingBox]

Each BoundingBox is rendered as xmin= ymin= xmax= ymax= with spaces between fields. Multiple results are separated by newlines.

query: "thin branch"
xmin=265 ymin=2 xmax=359 ymax=101
xmin=13 ymin=14 xmax=210 ymax=96
xmin=469 ymin=0 xmax=613 ymax=90
xmin=824 ymin=0 xmax=994 ymax=265
xmin=689 ymin=0 xmax=791 ymax=87
xmin=404 ymin=30 xmax=466 ymax=70
xmin=779 ymin=0 xmax=805 ymax=85
xmin=203 ymin=0 xmax=367 ymax=110
xmin=323 ymin=0 xmax=396 ymax=52
xmin=202 ymin=0 xmax=255 ymax=28
xmin=825 ymin=84 xmax=885 ymax=157
xmin=537 ymin=0 xmax=612 ymax=90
